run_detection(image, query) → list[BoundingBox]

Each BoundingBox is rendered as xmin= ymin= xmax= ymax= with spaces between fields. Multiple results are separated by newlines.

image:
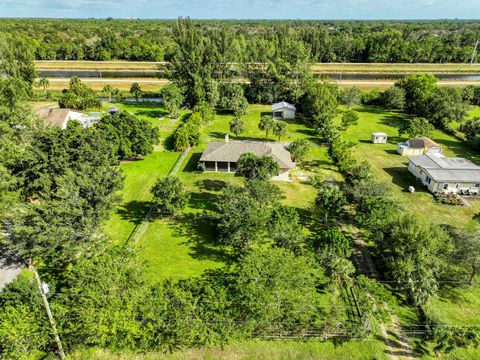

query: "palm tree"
xmin=102 ymin=84 xmax=114 ymax=102
xmin=130 ymin=82 xmax=142 ymax=102
xmin=258 ymin=115 xmax=275 ymax=140
xmin=273 ymin=121 xmax=287 ymax=141
xmin=36 ymin=77 xmax=49 ymax=96
xmin=229 ymin=117 xmax=244 ymax=138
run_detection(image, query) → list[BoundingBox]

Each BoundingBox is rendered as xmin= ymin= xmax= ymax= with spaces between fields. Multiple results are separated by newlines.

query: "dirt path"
xmin=351 ymin=234 xmax=416 ymax=360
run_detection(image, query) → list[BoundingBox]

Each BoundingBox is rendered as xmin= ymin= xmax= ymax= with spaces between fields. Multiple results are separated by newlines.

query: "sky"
xmin=0 ymin=0 xmax=479 ymax=20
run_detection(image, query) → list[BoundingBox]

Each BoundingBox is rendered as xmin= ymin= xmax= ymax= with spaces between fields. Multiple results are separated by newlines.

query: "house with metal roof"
xmin=199 ymin=136 xmax=295 ymax=180
xmin=408 ymin=152 xmax=480 ymax=194
xmin=271 ymin=101 xmax=296 ymax=119
xmin=397 ymin=137 xmax=442 ymax=156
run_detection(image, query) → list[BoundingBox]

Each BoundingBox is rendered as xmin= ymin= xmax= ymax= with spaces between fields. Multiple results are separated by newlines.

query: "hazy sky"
xmin=0 ymin=0 xmax=479 ymax=19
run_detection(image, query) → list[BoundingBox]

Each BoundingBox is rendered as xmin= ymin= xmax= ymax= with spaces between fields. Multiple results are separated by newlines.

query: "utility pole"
xmin=471 ymin=39 xmax=479 ymax=65
xmin=32 ymin=267 xmax=66 ymax=360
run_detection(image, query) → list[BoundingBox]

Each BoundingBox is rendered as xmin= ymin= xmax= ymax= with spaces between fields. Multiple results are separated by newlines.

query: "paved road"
xmin=0 ymin=256 xmax=22 ymax=290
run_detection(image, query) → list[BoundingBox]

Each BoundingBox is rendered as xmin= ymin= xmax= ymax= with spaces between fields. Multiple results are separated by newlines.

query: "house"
xmin=371 ymin=132 xmax=387 ymax=144
xmin=199 ymin=136 xmax=296 ymax=180
xmin=397 ymin=137 xmax=442 ymax=156
xmin=271 ymin=101 xmax=296 ymax=119
xmin=36 ymin=108 xmax=87 ymax=129
xmin=408 ymin=152 xmax=480 ymax=194
xmin=36 ymin=108 xmax=101 ymax=129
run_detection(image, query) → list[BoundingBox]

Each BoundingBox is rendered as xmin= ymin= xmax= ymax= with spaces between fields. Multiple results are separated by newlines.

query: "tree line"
xmin=1 ymin=18 xmax=480 ymax=63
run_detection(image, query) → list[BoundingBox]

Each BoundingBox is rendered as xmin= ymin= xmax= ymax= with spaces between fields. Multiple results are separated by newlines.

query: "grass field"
xmin=35 ymin=60 xmax=480 ymax=74
xmin=45 ymin=78 xmax=168 ymax=91
xmin=312 ymin=62 xmax=480 ymax=74
xmin=71 ymin=338 xmax=389 ymax=360
xmin=337 ymin=105 xmax=480 ymax=229
xmin=131 ymin=104 xmax=331 ymax=281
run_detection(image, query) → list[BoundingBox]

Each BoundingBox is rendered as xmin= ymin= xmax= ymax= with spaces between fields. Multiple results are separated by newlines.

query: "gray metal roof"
xmin=200 ymin=141 xmax=295 ymax=169
xmin=372 ymin=132 xmax=387 ymax=136
xmin=272 ymin=101 xmax=296 ymax=112
xmin=407 ymin=137 xmax=441 ymax=149
xmin=410 ymin=153 xmax=480 ymax=182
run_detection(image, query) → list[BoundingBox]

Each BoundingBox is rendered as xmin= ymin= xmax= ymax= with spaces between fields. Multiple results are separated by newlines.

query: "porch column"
xmin=227 ymin=162 xmax=230 ymax=173
xmin=215 ymin=162 xmax=218 ymax=172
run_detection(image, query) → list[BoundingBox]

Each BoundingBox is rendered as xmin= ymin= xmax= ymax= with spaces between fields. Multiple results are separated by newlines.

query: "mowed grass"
xmin=71 ymin=338 xmax=388 ymax=360
xmin=338 ymin=105 xmax=480 ymax=229
xmin=133 ymin=104 xmax=340 ymax=281
xmin=103 ymin=151 xmax=180 ymax=245
xmin=45 ymin=78 xmax=168 ymax=91
xmin=312 ymin=63 xmax=480 ymax=74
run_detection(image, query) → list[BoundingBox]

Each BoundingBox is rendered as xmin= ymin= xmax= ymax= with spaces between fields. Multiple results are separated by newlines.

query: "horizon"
xmin=1 ymin=0 xmax=479 ymax=20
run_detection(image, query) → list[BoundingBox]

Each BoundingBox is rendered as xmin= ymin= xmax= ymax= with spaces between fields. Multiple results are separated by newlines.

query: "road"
xmin=0 ymin=258 xmax=21 ymax=290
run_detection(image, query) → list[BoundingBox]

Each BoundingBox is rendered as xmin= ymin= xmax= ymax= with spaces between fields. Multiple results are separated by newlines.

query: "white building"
xmin=271 ymin=101 xmax=296 ymax=119
xmin=371 ymin=132 xmax=387 ymax=144
xmin=36 ymin=108 xmax=100 ymax=129
xmin=397 ymin=137 xmax=442 ymax=156
xmin=408 ymin=153 xmax=480 ymax=194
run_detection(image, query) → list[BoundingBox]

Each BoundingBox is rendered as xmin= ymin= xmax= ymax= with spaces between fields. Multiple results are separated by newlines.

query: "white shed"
xmin=272 ymin=101 xmax=296 ymax=119
xmin=371 ymin=132 xmax=387 ymax=144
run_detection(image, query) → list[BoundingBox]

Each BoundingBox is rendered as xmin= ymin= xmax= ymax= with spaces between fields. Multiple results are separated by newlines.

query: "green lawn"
xmin=103 ymin=151 xmax=181 ymax=245
xmin=338 ymin=105 xmax=480 ymax=229
xmin=71 ymin=338 xmax=388 ymax=360
xmin=135 ymin=104 xmax=330 ymax=281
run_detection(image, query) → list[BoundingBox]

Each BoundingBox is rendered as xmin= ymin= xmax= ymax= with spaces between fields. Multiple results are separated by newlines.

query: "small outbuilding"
xmin=272 ymin=101 xmax=296 ymax=119
xmin=371 ymin=132 xmax=387 ymax=144
xmin=107 ymin=106 xmax=121 ymax=115
xmin=397 ymin=137 xmax=442 ymax=156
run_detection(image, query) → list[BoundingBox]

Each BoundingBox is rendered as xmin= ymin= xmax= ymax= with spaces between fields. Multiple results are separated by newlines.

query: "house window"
xmin=442 ymin=183 xmax=449 ymax=190
xmin=217 ymin=162 xmax=228 ymax=172
xmin=475 ymin=184 xmax=480 ymax=188
xmin=273 ymin=111 xmax=283 ymax=118
xmin=205 ymin=161 xmax=216 ymax=171
xmin=426 ymin=176 xmax=431 ymax=184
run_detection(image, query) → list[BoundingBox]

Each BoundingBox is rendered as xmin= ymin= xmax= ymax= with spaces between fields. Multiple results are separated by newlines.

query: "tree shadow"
xmin=173 ymin=212 xmax=235 ymax=264
xmin=134 ymin=109 xmax=168 ymax=119
xmin=188 ymin=191 xmax=219 ymax=212
xmin=182 ymin=152 xmax=202 ymax=173
xmin=116 ymin=200 xmax=151 ymax=225
xmin=209 ymin=131 xmax=264 ymax=142
xmin=195 ymin=179 xmax=228 ymax=192
xmin=383 ymin=166 xmax=428 ymax=193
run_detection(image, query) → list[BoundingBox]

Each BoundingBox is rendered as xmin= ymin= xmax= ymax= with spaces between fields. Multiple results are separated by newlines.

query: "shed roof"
xmin=410 ymin=153 xmax=480 ymax=182
xmin=372 ymin=132 xmax=387 ymax=136
xmin=272 ymin=101 xmax=296 ymax=112
xmin=35 ymin=108 xmax=82 ymax=128
xmin=407 ymin=137 xmax=441 ymax=149
xmin=200 ymin=141 xmax=295 ymax=169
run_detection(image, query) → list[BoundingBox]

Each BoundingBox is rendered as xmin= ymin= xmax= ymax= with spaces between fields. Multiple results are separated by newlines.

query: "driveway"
xmin=0 ymin=255 xmax=22 ymax=290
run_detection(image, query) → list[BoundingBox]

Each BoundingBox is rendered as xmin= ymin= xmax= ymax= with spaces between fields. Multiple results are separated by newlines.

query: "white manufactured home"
xmin=408 ymin=153 xmax=480 ymax=194
xmin=271 ymin=101 xmax=296 ymax=119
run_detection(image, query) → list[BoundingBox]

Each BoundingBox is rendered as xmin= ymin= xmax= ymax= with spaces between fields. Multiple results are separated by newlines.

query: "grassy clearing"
xmin=71 ymin=338 xmax=388 ymax=360
xmin=103 ymin=151 xmax=180 ymax=245
xmin=36 ymin=60 xmax=480 ymax=74
xmin=338 ymin=105 xmax=480 ymax=229
xmin=45 ymin=78 xmax=168 ymax=91
xmin=134 ymin=104 xmax=332 ymax=280
xmin=312 ymin=63 xmax=480 ymax=74
xmin=35 ymin=60 xmax=163 ymax=70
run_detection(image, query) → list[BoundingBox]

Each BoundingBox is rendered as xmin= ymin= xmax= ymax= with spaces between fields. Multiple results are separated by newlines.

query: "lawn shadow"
xmin=383 ymin=166 xmax=428 ymax=193
xmin=173 ymin=211 xmax=235 ymax=264
xmin=188 ymin=191 xmax=219 ymax=212
xmin=195 ymin=179 xmax=228 ymax=192
xmin=208 ymin=131 xmax=263 ymax=142
xmin=116 ymin=200 xmax=151 ymax=225
xmin=134 ymin=108 xmax=168 ymax=119
xmin=182 ymin=152 xmax=202 ymax=172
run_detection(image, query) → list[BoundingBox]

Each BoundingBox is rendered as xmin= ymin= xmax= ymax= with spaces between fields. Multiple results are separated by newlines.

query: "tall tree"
xmin=273 ymin=121 xmax=287 ymax=141
xmin=398 ymin=117 xmax=434 ymax=139
xmin=315 ymin=183 xmax=347 ymax=225
xmin=258 ymin=115 xmax=275 ymax=140
xmin=229 ymin=117 xmax=244 ymax=138
xmin=161 ymin=83 xmax=184 ymax=118
xmin=151 ymin=176 xmax=189 ymax=216
xmin=129 ymin=82 xmax=142 ymax=102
